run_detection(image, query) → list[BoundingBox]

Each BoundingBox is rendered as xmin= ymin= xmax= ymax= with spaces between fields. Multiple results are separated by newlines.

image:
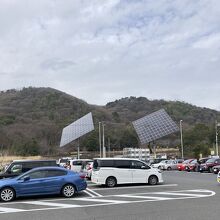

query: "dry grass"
xmin=0 ymin=155 xmax=45 ymax=166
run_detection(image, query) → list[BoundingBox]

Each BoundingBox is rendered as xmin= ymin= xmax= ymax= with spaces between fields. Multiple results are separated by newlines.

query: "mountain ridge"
xmin=0 ymin=87 xmax=219 ymax=156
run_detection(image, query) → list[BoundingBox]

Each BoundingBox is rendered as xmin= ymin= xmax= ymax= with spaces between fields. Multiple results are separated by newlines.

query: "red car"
xmin=187 ymin=158 xmax=210 ymax=172
xmin=177 ymin=159 xmax=194 ymax=171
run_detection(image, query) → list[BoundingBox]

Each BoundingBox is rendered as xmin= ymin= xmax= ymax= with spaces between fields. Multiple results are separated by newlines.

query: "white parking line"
xmin=84 ymin=190 xmax=96 ymax=197
xmin=91 ymin=184 xmax=178 ymax=191
xmin=86 ymin=188 xmax=103 ymax=197
xmin=77 ymin=198 xmax=127 ymax=204
xmin=0 ymin=189 xmax=215 ymax=215
xmin=22 ymin=201 xmax=80 ymax=208
xmin=117 ymin=195 xmax=173 ymax=200
xmin=155 ymin=192 xmax=210 ymax=198
xmin=0 ymin=207 xmax=24 ymax=213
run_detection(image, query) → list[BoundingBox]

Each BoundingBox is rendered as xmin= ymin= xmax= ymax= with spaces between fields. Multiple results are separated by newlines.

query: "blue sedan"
xmin=0 ymin=167 xmax=87 ymax=202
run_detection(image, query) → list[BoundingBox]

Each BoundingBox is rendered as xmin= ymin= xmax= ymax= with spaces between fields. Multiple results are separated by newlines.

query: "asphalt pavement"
xmin=0 ymin=171 xmax=220 ymax=220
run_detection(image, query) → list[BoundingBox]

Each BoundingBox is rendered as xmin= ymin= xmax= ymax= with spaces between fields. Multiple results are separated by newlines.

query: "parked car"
xmin=199 ymin=158 xmax=210 ymax=164
xmin=0 ymin=166 xmax=87 ymax=202
xmin=152 ymin=160 xmax=169 ymax=169
xmin=217 ymin=171 xmax=220 ymax=183
xmin=177 ymin=159 xmax=194 ymax=171
xmin=149 ymin=158 xmax=167 ymax=166
xmin=212 ymin=165 xmax=220 ymax=174
xmin=92 ymin=158 xmax=163 ymax=187
xmin=68 ymin=159 xmax=93 ymax=172
xmin=200 ymin=158 xmax=220 ymax=173
xmin=0 ymin=160 xmax=58 ymax=179
xmin=57 ymin=157 xmax=72 ymax=167
xmin=161 ymin=160 xmax=183 ymax=170
xmin=82 ymin=161 xmax=93 ymax=180
xmin=186 ymin=158 xmax=209 ymax=172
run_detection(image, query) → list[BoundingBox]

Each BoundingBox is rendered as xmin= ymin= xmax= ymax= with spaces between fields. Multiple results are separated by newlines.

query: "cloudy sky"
xmin=0 ymin=0 xmax=220 ymax=110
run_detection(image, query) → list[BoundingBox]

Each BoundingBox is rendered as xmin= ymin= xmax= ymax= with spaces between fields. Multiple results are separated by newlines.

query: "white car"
xmin=82 ymin=161 xmax=93 ymax=180
xmin=92 ymin=158 xmax=163 ymax=187
xmin=217 ymin=171 xmax=220 ymax=183
xmin=69 ymin=159 xmax=93 ymax=172
xmin=160 ymin=160 xmax=180 ymax=170
xmin=152 ymin=160 xmax=169 ymax=169
xmin=57 ymin=157 xmax=72 ymax=167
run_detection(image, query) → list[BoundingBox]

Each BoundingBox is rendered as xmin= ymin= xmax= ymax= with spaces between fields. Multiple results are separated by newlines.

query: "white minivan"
xmin=91 ymin=158 xmax=163 ymax=187
xmin=68 ymin=159 xmax=93 ymax=172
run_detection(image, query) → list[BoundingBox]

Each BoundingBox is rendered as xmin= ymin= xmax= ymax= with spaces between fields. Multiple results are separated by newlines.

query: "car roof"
xmin=68 ymin=159 xmax=92 ymax=161
xmin=93 ymin=158 xmax=144 ymax=161
xmin=12 ymin=160 xmax=56 ymax=163
xmin=27 ymin=166 xmax=67 ymax=172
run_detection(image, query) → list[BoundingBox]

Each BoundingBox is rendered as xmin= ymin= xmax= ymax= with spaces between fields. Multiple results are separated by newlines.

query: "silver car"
xmin=161 ymin=160 xmax=183 ymax=171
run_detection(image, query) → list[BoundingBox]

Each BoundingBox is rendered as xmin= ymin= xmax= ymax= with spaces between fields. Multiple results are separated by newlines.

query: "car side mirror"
xmin=23 ymin=175 xmax=30 ymax=181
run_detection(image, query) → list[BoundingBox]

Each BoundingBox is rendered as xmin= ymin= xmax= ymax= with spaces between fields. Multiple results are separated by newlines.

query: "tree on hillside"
xmin=10 ymin=138 xmax=40 ymax=156
xmin=184 ymin=124 xmax=212 ymax=158
xmin=119 ymin=127 xmax=139 ymax=148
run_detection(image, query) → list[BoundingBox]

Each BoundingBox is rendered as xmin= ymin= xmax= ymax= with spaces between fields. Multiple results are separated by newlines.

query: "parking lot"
xmin=0 ymin=171 xmax=220 ymax=220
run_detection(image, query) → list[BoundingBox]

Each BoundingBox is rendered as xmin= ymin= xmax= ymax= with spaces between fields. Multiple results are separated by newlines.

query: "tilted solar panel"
xmin=60 ymin=112 xmax=94 ymax=147
xmin=132 ymin=109 xmax=179 ymax=144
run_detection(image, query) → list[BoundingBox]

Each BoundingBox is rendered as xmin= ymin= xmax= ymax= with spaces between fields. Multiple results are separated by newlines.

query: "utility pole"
xmin=77 ymin=139 xmax=80 ymax=159
xmin=108 ymin=137 xmax=111 ymax=157
xmin=102 ymin=123 xmax=106 ymax=157
xmin=99 ymin=122 xmax=102 ymax=158
xmin=180 ymin=120 xmax=184 ymax=159
xmin=216 ymin=121 xmax=220 ymax=156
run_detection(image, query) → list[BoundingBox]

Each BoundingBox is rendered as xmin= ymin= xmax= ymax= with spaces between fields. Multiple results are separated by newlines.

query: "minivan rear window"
xmin=93 ymin=160 xmax=114 ymax=169
xmin=93 ymin=160 xmax=99 ymax=170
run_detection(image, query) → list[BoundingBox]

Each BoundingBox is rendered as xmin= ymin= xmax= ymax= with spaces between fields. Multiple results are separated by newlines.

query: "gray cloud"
xmin=0 ymin=0 xmax=220 ymax=110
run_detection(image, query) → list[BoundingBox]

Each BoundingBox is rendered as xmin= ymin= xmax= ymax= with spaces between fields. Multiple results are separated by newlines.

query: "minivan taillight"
xmin=79 ymin=174 xmax=86 ymax=179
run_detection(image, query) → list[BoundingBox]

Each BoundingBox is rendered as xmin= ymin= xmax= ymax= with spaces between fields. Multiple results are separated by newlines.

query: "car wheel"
xmin=0 ymin=187 xmax=15 ymax=202
xmin=106 ymin=177 xmax=117 ymax=187
xmin=62 ymin=184 xmax=76 ymax=198
xmin=148 ymin=175 xmax=158 ymax=185
xmin=167 ymin=167 xmax=172 ymax=171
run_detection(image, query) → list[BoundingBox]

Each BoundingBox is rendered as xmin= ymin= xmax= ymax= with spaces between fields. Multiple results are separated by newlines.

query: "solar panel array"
xmin=132 ymin=109 xmax=179 ymax=145
xmin=60 ymin=112 xmax=94 ymax=147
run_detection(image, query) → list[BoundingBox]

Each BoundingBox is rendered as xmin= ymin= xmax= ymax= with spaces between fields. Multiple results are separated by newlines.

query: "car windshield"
xmin=160 ymin=160 xmax=167 ymax=164
xmin=60 ymin=159 xmax=69 ymax=163
xmin=206 ymin=158 xmax=216 ymax=163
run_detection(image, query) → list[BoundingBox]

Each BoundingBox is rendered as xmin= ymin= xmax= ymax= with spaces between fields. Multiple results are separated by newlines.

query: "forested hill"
xmin=0 ymin=87 xmax=219 ymax=157
xmin=106 ymin=97 xmax=219 ymax=125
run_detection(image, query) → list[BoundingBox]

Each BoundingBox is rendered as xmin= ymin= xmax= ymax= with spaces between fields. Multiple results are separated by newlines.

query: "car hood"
xmin=0 ymin=177 xmax=17 ymax=186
